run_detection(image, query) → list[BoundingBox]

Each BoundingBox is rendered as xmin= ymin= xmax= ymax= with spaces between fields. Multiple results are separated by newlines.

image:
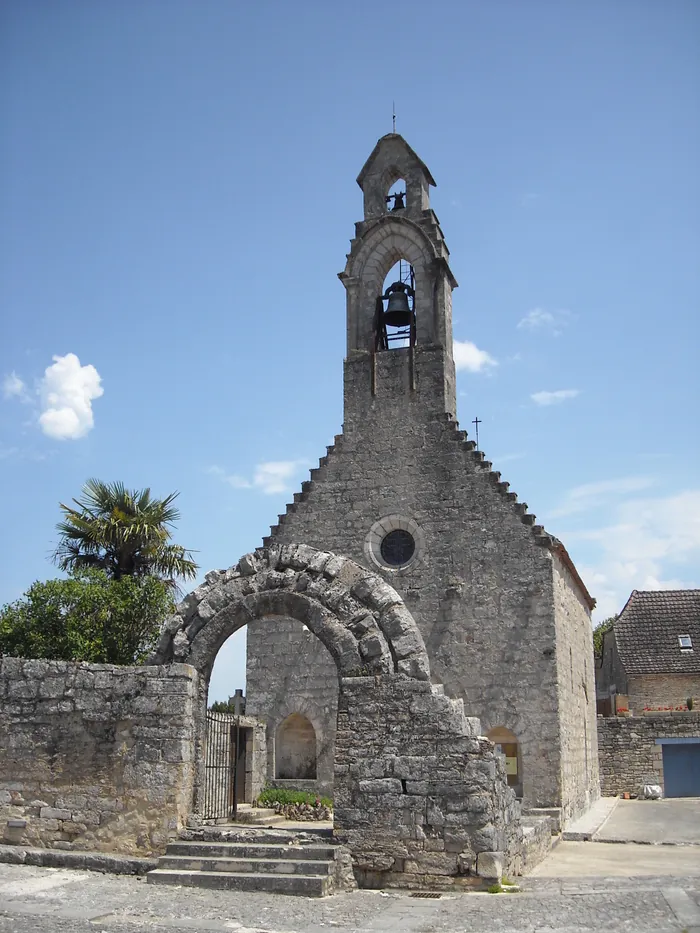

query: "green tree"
xmin=0 ymin=569 xmax=173 ymax=664
xmin=209 ymin=699 xmax=239 ymax=714
xmin=593 ymin=615 xmax=618 ymax=659
xmin=53 ymin=479 xmax=198 ymax=587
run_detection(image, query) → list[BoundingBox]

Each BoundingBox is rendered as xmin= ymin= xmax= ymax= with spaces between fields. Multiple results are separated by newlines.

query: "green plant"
xmin=0 ymin=569 xmax=173 ymax=664
xmin=257 ymin=787 xmax=333 ymax=809
xmin=54 ymin=479 xmax=198 ymax=588
xmin=486 ymin=883 xmax=503 ymax=894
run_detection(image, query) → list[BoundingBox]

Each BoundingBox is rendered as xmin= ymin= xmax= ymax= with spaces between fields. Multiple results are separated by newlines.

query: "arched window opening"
xmin=385 ymin=177 xmax=407 ymax=213
xmin=376 ymin=259 xmax=415 ymax=351
xmin=276 ymin=713 xmax=317 ymax=780
xmin=487 ymin=726 xmax=522 ymax=797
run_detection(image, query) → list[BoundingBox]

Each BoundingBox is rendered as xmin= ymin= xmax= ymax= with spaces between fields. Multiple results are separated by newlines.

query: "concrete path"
xmin=562 ymin=795 xmax=619 ymax=840
xmin=530 ymin=840 xmax=700 ymax=877
xmin=594 ymin=798 xmax=700 ymax=845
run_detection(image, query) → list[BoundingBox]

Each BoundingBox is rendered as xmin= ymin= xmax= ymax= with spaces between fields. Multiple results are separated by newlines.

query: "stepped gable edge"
xmin=261 ymin=414 xmax=595 ymax=612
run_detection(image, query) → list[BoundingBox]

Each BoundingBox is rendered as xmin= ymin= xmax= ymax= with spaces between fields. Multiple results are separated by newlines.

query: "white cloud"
xmin=517 ymin=308 xmax=573 ymax=335
xmin=560 ymin=489 xmax=700 ymax=621
xmin=38 ymin=353 xmax=103 ymax=440
xmin=531 ymin=389 xmax=579 ymax=406
xmin=208 ymin=459 xmax=309 ymax=496
xmin=549 ymin=476 xmax=655 ymax=518
xmin=2 ymin=372 xmax=29 ymax=402
xmin=453 ymin=340 xmax=497 ymax=373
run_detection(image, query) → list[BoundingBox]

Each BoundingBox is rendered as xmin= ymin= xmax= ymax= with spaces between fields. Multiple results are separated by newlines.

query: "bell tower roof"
xmin=356 ymin=133 xmax=437 ymax=189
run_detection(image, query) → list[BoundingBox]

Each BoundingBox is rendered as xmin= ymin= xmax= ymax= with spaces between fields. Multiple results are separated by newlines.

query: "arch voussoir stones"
xmin=151 ymin=544 xmax=430 ymax=682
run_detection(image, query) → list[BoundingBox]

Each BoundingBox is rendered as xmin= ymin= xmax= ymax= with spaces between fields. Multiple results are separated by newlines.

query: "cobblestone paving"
xmin=0 ymin=863 xmax=699 ymax=932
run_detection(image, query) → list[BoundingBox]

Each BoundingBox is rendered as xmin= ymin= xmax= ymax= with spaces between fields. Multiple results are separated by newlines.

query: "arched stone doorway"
xmin=152 ymin=544 xmax=523 ymax=886
xmin=276 ymin=713 xmax=317 ymax=780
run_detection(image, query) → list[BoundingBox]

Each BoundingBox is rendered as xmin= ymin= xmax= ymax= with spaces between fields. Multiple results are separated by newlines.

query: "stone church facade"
xmin=245 ymin=134 xmax=599 ymax=827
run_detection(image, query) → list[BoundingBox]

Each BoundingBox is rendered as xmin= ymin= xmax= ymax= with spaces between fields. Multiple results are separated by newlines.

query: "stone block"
xmin=404 ymin=852 xmax=457 ymax=876
xmin=358 ymin=778 xmax=403 ymax=794
xmin=237 ymin=553 xmax=259 ymax=575
xmin=476 ymin=850 xmax=503 ymax=881
xmin=40 ymin=807 xmax=71 ymax=820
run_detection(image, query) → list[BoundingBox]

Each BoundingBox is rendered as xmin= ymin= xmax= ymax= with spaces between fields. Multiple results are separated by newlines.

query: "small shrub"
xmin=486 ymin=883 xmax=503 ymax=894
xmin=257 ymin=787 xmax=333 ymax=809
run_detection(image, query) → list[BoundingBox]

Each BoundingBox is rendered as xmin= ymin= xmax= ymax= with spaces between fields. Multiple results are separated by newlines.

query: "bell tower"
xmin=338 ymin=134 xmax=458 ymax=429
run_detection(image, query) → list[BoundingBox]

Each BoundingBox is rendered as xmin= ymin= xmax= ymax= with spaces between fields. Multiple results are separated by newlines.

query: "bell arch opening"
xmin=275 ymin=713 xmax=318 ymax=780
xmin=377 ymin=258 xmax=415 ymax=350
xmin=385 ymin=176 xmax=407 ymax=213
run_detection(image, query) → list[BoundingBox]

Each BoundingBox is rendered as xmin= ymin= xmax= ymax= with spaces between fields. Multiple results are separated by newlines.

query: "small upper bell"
xmin=383 ymin=281 xmax=413 ymax=328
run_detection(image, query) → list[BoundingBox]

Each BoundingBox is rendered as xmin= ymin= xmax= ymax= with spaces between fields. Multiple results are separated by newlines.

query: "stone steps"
xmin=168 ymin=841 xmax=337 ymax=860
xmin=147 ymin=834 xmax=340 ymax=897
xmin=158 ymin=854 xmax=334 ymax=876
xmin=147 ymin=868 xmax=330 ymax=896
xmin=227 ymin=805 xmax=286 ymax=826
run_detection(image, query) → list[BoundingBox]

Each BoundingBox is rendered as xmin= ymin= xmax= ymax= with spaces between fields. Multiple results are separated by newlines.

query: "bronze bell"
xmin=383 ymin=281 xmax=413 ymax=328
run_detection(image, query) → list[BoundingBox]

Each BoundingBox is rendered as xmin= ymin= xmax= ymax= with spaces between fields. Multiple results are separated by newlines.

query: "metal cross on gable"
xmin=472 ymin=416 xmax=482 ymax=450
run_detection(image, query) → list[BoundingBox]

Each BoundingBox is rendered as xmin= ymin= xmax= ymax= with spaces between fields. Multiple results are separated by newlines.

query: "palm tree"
xmin=53 ymin=479 xmax=199 ymax=586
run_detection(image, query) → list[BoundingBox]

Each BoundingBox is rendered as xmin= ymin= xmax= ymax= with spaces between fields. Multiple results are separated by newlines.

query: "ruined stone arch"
xmin=151 ymin=545 xmax=523 ymax=884
xmin=152 ymin=544 xmax=430 ymax=683
xmin=151 ymin=545 xmax=430 ymax=819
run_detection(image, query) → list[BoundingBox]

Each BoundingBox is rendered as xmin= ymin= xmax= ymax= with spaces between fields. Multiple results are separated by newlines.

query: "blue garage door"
xmin=662 ymin=743 xmax=700 ymax=797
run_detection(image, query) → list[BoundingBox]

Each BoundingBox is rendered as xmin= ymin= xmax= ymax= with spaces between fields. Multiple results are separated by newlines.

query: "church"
xmin=245 ymin=133 xmax=599 ymax=828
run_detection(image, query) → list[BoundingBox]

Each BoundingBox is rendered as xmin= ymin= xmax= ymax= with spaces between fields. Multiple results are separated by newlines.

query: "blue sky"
xmin=1 ymin=1 xmax=698 ymax=702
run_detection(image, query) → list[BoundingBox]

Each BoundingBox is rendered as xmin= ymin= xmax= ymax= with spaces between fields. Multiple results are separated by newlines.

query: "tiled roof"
xmin=615 ymin=590 xmax=700 ymax=675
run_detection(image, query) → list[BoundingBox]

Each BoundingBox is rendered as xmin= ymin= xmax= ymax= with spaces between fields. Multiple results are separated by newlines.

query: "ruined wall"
xmin=627 ymin=674 xmax=700 ymax=713
xmin=251 ymin=357 xmax=580 ymax=814
xmin=597 ymin=712 xmax=700 ymax=796
xmin=335 ymin=674 xmax=523 ymax=887
xmin=552 ymin=554 xmax=599 ymax=824
xmin=0 ymin=658 xmax=196 ymax=856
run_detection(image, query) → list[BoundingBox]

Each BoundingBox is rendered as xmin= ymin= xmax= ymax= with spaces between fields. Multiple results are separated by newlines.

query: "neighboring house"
xmin=597 ymin=590 xmax=700 ymax=713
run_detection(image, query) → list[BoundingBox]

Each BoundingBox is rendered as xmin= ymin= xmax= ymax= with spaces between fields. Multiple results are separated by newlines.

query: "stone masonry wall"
xmin=552 ymin=554 xmax=599 ymax=824
xmin=597 ymin=712 xmax=700 ymax=796
xmin=335 ymin=675 xmax=523 ymax=887
xmin=251 ymin=350 xmax=590 ymax=815
xmin=0 ymin=658 xmax=197 ymax=856
xmin=627 ymin=674 xmax=700 ymax=714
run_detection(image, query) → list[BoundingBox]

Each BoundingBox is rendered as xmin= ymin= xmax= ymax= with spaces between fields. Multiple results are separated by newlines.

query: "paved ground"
xmin=532 ymin=840 xmax=700 ymax=877
xmin=1 ymin=842 xmax=700 ymax=933
xmin=595 ymin=798 xmax=700 ymax=845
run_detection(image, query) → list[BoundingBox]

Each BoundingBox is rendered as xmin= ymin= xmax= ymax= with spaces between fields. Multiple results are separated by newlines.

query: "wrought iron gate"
xmin=202 ymin=711 xmax=243 ymax=820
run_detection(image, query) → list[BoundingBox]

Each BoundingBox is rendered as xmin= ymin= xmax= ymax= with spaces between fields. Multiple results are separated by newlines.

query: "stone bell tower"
xmin=339 ymin=134 xmax=458 ymax=430
xmin=245 ymin=134 xmax=600 ymax=828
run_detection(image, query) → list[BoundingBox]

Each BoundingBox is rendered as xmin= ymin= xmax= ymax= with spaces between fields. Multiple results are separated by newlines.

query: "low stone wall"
xmin=0 ymin=658 xmax=197 ymax=856
xmin=520 ymin=816 xmax=553 ymax=875
xmin=597 ymin=712 xmax=700 ymax=796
